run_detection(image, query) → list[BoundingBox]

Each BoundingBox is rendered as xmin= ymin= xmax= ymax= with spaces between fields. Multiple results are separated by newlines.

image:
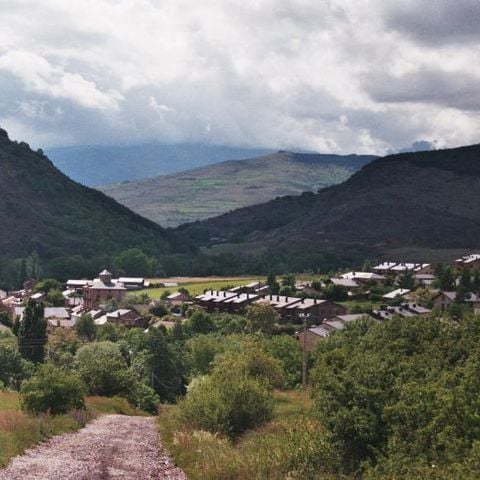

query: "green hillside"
xmin=100 ymin=151 xmax=375 ymax=227
xmin=176 ymin=144 xmax=480 ymax=273
xmin=0 ymin=128 xmax=179 ymax=262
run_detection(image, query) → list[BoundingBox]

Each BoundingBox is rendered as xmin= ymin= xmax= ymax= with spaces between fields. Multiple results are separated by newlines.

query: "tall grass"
xmin=0 ymin=392 xmax=147 ymax=467
xmin=158 ymin=390 xmax=343 ymax=480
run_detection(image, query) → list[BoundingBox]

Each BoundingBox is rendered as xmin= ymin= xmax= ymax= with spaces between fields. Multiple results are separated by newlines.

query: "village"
xmin=1 ymin=253 xmax=480 ymax=353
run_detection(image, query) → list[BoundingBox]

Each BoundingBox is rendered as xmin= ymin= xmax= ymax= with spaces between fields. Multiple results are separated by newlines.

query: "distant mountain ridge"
xmin=0 ymin=128 xmax=178 ymax=259
xmin=177 ymin=144 xmax=480 ymax=262
xmin=46 ymin=143 xmax=273 ymax=186
xmin=100 ymin=151 xmax=376 ymax=227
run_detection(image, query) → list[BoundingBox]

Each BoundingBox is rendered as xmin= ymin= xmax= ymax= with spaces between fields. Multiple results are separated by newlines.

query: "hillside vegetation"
xmin=0 ymin=128 xmax=189 ymax=284
xmin=100 ymin=152 xmax=375 ymax=227
xmin=176 ymin=144 xmax=480 ymax=272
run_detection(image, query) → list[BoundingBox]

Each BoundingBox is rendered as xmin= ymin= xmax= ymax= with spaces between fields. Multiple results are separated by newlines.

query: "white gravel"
xmin=0 ymin=414 xmax=186 ymax=480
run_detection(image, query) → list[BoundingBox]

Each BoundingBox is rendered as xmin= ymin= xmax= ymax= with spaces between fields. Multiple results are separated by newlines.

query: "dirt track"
xmin=0 ymin=414 xmax=186 ymax=480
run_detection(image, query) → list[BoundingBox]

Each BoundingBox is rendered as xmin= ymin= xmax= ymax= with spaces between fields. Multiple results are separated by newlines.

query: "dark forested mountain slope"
xmin=0 ymin=128 xmax=177 ymax=259
xmin=100 ymin=151 xmax=376 ymax=227
xmin=177 ymin=144 xmax=480 ymax=255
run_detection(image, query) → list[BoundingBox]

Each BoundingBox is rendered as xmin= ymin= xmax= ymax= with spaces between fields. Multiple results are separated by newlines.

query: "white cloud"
xmin=0 ymin=0 xmax=478 ymax=153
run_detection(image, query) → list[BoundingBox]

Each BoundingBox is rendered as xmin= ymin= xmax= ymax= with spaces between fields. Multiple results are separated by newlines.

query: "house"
xmin=106 ymin=309 xmax=144 ymax=327
xmin=340 ymin=271 xmax=386 ymax=284
xmin=165 ymin=291 xmax=190 ymax=306
xmin=414 ymin=274 xmax=436 ymax=287
xmin=255 ymin=295 xmax=303 ymax=321
xmin=194 ymin=290 xmax=238 ymax=311
xmin=284 ymin=298 xmax=348 ymax=324
xmin=382 ymin=288 xmax=411 ymax=300
xmin=82 ymin=270 xmax=126 ymax=309
xmin=117 ymin=277 xmax=149 ymax=290
xmin=432 ymin=291 xmax=480 ymax=311
xmin=373 ymin=262 xmax=398 ymax=274
xmin=295 ymin=325 xmax=333 ymax=352
xmin=221 ymin=293 xmax=259 ymax=313
xmin=30 ymin=292 xmax=45 ymax=302
xmin=372 ymin=303 xmax=432 ymax=320
xmin=14 ymin=306 xmax=71 ymax=332
xmin=330 ymin=278 xmax=360 ymax=289
xmin=455 ymin=254 xmax=480 ymax=270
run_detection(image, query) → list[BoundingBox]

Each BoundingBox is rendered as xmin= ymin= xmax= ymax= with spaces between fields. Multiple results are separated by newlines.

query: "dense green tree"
xmin=114 ymin=248 xmax=154 ymax=276
xmin=75 ymin=314 xmax=96 ymax=341
xmin=0 ymin=336 xmax=33 ymax=389
xmin=266 ymin=272 xmax=280 ymax=294
xmin=75 ymin=341 xmax=134 ymax=396
xmin=46 ymin=288 xmax=65 ymax=307
xmin=311 ymin=315 xmax=480 ymax=475
xmin=265 ymin=335 xmax=302 ymax=388
xmin=18 ymin=299 xmax=47 ymax=363
xmin=20 ymin=364 xmax=85 ymax=415
xmin=33 ymin=278 xmax=62 ymax=294
xmin=397 ymin=270 xmax=416 ymax=290
xmin=323 ymin=283 xmax=348 ymax=302
xmin=186 ymin=310 xmax=216 ymax=335
xmin=245 ymin=303 xmax=279 ymax=334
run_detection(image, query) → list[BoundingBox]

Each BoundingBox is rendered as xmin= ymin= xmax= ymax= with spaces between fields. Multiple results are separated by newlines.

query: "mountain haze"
xmin=101 ymin=151 xmax=376 ymax=227
xmin=0 ymin=128 xmax=177 ymax=259
xmin=178 ymin=144 xmax=480 ymax=261
xmin=46 ymin=144 xmax=273 ymax=186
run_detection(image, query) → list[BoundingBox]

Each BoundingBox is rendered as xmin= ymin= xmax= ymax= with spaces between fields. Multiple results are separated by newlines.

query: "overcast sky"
xmin=0 ymin=0 xmax=479 ymax=154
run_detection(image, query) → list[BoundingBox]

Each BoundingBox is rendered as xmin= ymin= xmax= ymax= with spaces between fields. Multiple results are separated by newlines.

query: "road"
xmin=0 ymin=414 xmax=186 ymax=480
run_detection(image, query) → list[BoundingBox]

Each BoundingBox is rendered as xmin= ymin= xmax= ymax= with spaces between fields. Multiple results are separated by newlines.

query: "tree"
xmin=75 ymin=314 xmax=96 ymax=341
xmin=245 ymin=303 xmax=279 ymax=334
xmin=114 ymin=248 xmax=154 ymax=276
xmin=323 ymin=284 xmax=348 ymax=302
xmin=18 ymin=299 xmax=47 ymax=363
xmin=18 ymin=258 xmax=27 ymax=288
xmin=265 ymin=335 xmax=302 ymax=388
xmin=20 ymin=364 xmax=85 ymax=415
xmin=397 ymin=270 xmax=416 ymax=290
xmin=458 ymin=267 xmax=472 ymax=292
xmin=75 ymin=341 xmax=134 ymax=396
xmin=266 ymin=272 xmax=280 ymax=294
xmin=435 ymin=264 xmax=456 ymax=291
xmin=0 ymin=336 xmax=33 ymax=389
xmin=281 ymin=274 xmax=296 ymax=288
xmin=33 ymin=278 xmax=62 ymax=294
xmin=46 ymin=289 xmax=65 ymax=307
xmin=279 ymin=285 xmax=294 ymax=296
xmin=186 ymin=311 xmax=216 ymax=335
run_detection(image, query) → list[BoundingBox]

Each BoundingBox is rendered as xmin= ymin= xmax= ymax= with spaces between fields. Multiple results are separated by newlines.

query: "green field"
xmin=140 ymin=277 xmax=263 ymax=299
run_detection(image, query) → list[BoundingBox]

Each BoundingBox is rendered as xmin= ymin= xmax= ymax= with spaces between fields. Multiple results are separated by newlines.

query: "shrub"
xmin=20 ymin=364 xmax=86 ymax=415
xmin=179 ymin=372 xmax=273 ymax=437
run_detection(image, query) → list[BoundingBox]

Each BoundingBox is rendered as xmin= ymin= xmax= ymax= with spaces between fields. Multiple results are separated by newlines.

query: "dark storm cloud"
xmin=365 ymin=70 xmax=480 ymax=111
xmin=384 ymin=0 xmax=480 ymax=45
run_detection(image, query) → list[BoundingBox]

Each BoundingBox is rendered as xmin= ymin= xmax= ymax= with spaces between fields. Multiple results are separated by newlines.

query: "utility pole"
xmin=300 ymin=312 xmax=310 ymax=389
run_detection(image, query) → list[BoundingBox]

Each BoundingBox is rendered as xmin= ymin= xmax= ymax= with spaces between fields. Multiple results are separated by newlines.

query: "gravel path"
xmin=0 ymin=414 xmax=186 ymax=480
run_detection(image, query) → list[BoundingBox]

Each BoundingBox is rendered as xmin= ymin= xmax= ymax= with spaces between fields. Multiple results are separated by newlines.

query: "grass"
xmin=0 ymin=391 xmax=147 ymax=468
xmin=158 ymin=389 xmax=341 ymax=480
xmin=140 ymin=277 xmax=263 ymax=299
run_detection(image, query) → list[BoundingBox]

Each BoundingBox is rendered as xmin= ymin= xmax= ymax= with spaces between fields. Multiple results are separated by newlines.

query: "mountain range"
xmin=177 ymin=144 xmax=480 ymax=268
xmin=100 ymin=151 xmax=376 ymax=227
xmin=46 ymin=143 xmax=273 ymax=186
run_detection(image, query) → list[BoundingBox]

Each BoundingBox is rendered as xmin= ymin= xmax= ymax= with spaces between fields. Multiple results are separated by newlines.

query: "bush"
xmin=20 ymin=364 xmax=86 ymax=415
xmin=179 ymin=372 xmax=273 ymax=437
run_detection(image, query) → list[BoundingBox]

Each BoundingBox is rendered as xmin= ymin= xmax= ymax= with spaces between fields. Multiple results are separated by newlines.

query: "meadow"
xmin=158 ymin=389 xmax=339 ymax=480
xmin=140 ymin=276 xmax=264 ymax=299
